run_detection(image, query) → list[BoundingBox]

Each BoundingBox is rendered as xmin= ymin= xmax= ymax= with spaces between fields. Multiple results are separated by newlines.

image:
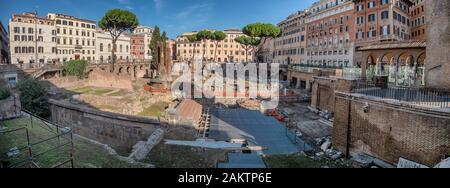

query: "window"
xmin=356 ymin=16 xmax=365 ymax=24
xmin=14 ymin=27 xmax=20 ymax=33
xmin=100 ymin=43 xmax=103 ymax=52
xmin=381 ymin=11 xmax=389 ymax=19
xmin=38 ymin=47 xmax=44 ymax=53
xmin=28 ymin=27 xmax=33 ymax=34
xmin=368 ymin=1 xmax=375 ymax=8
xmin=380 ymin=25 xmax=390 ymax=35
xmin=368 ymin=14 xmax=376 ymax=22
xmin=356 ymin=4 xmax=364 ymax=11
xmin=380 ymin=0 xmax=389 ymax=5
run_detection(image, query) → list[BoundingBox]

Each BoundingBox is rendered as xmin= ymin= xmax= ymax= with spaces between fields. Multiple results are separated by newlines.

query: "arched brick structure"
xmin=355 ymin=41 xmax=426 ymax=87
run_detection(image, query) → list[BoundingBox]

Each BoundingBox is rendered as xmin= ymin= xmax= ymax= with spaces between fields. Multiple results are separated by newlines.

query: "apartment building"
xmin=176 ymin=29 xmax=253 ymax=63
xmin=273 ymin=11 xmax=309 ymax=64
xmin=133 ymin=25 xmax=153 ymax=60
xmin=96 ymin=30 xmax=131 ymax=63
xmin=353 ymin=0 xmax=413 ymax=44
xmin=47 ymin=13 xmax=97 ymax=62
xmin=306 ymin=0 xmax=355 ymax=67
xmin=129 ymin=34 xmax=145 ymax=60
xmin=410 ymin=0 xmax=426 ymax=40
xmin=0 ymin=21 xmax=9 ymax=64
xmin=9 ymin=12 xmax=57 ymax=65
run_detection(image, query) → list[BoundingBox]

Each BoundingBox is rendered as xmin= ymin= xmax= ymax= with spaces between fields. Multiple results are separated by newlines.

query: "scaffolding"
xmin=0 ymin=110 xmax=74 ymax=168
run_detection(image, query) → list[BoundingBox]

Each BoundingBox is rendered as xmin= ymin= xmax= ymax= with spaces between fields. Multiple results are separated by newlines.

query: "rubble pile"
xmin=313 ymin=137 xmax=344 ymax=161
xmin=318 ymin=110 xmax=334 ymax=121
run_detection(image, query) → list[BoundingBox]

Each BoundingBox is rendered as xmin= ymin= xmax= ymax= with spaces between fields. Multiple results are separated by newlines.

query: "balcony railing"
xmin=353 ymin=82 xmax=450 ymax=109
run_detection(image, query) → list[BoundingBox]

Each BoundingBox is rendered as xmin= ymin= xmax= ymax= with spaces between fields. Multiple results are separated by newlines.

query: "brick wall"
xmin=311 ymin=77 xmax=356 ymax=113
xmin=49 ymin=99 xmax=162 ymax=152
xmin=87 ymin=69 xmax=133 ymax=90
xmin=426 ymin=0 xmax=450 ymax=89
xmin=0 ymin=94 xmax=21 ymax=120
xmin=333 ymin=92 xmax=450 ymax=166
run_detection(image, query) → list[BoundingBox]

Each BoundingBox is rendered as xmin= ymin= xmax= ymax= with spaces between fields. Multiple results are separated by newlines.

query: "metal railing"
xmin=353 ymin=82 xmax=450 ymax=108
xmin=0 ymin=110 xmax=74 ymax=168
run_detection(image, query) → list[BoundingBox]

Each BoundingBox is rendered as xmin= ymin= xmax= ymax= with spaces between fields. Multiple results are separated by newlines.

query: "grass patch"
xmin=143 ymin=125 xmax=226 ymax=168
xmin=68 ymin=87 xmax=114 ymax=96
xmin=145 ymin=144 xmax=227 ymax=168
xmin=138 ymin=102 xmax=169 ymax=118
xmin=0 ymin=117 xmax=146 ymax=168
xmin=263 ymin=153 xmax=348 ymax=168
xmin=95 ymin=104 xmax=119 ymax=111
xmin=108 ymin=90 xmax=129 ymax=97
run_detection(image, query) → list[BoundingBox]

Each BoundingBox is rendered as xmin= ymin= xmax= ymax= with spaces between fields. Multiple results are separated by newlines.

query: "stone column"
xmin=426 ymin=0 xmax=450 ymax=89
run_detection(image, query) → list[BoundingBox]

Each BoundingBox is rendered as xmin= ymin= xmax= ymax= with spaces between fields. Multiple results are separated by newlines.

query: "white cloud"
xmin=175 ymin=3 xmax=212 ymax=19
xmin=153 ymin=0 xmax=164 ymax=12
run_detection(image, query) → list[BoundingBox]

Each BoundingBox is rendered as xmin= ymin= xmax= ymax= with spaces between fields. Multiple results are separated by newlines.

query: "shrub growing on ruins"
xmin=0 ymin=87 xmax=11 ymax=100
xmin=63 ymin=60 xmax=88 ymax=78
xmin=17 ymin=78 xmax=49 ymax=118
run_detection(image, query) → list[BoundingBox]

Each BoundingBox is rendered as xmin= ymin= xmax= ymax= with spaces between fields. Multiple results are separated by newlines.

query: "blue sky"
xmin=0 ymin=0 xmax=315 ymax=38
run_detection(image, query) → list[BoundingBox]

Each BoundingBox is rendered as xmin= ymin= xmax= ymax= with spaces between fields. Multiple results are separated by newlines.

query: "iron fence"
xmin=0 ymin=110 xmax=74 ymax=168
xmin=353 ymin=82 xmax=450 ymax=108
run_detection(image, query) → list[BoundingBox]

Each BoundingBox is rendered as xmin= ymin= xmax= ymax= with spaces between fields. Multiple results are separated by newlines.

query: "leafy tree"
xmin=211 ymin=31 xmax=226 ymax=62
xmin=161 ymin=31 xmax=168 ymax=42
xmin=242 ymin=23 xmax=281 ymax=62
xmin=196 ymin=30 xmax=213 ymax=62
xmin=63 ymin=60 xmax=88 ymax=78
xmin=17 ymin=78 xmax=49 ymax=118
xmin=0 ymin=87 xmax=11 ymax=100
xmin=99 ymin=9 xmax=139 ymax=71
xmin=187 ymin=35 xmax=201 ymax=63
xmin=150 ymin=26 xmax=161 ymax=68
xmin=149 ymin=27 xmax=170 ymax=71
xmin=235 ymin=35 xmax=260 ymax=63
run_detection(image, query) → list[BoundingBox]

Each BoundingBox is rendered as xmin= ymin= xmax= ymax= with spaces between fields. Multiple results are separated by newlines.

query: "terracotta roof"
xmin=358 ymin=40 xmax=426 ymax=51
xmin=175 ymin=99 xmax=203 ymax=124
